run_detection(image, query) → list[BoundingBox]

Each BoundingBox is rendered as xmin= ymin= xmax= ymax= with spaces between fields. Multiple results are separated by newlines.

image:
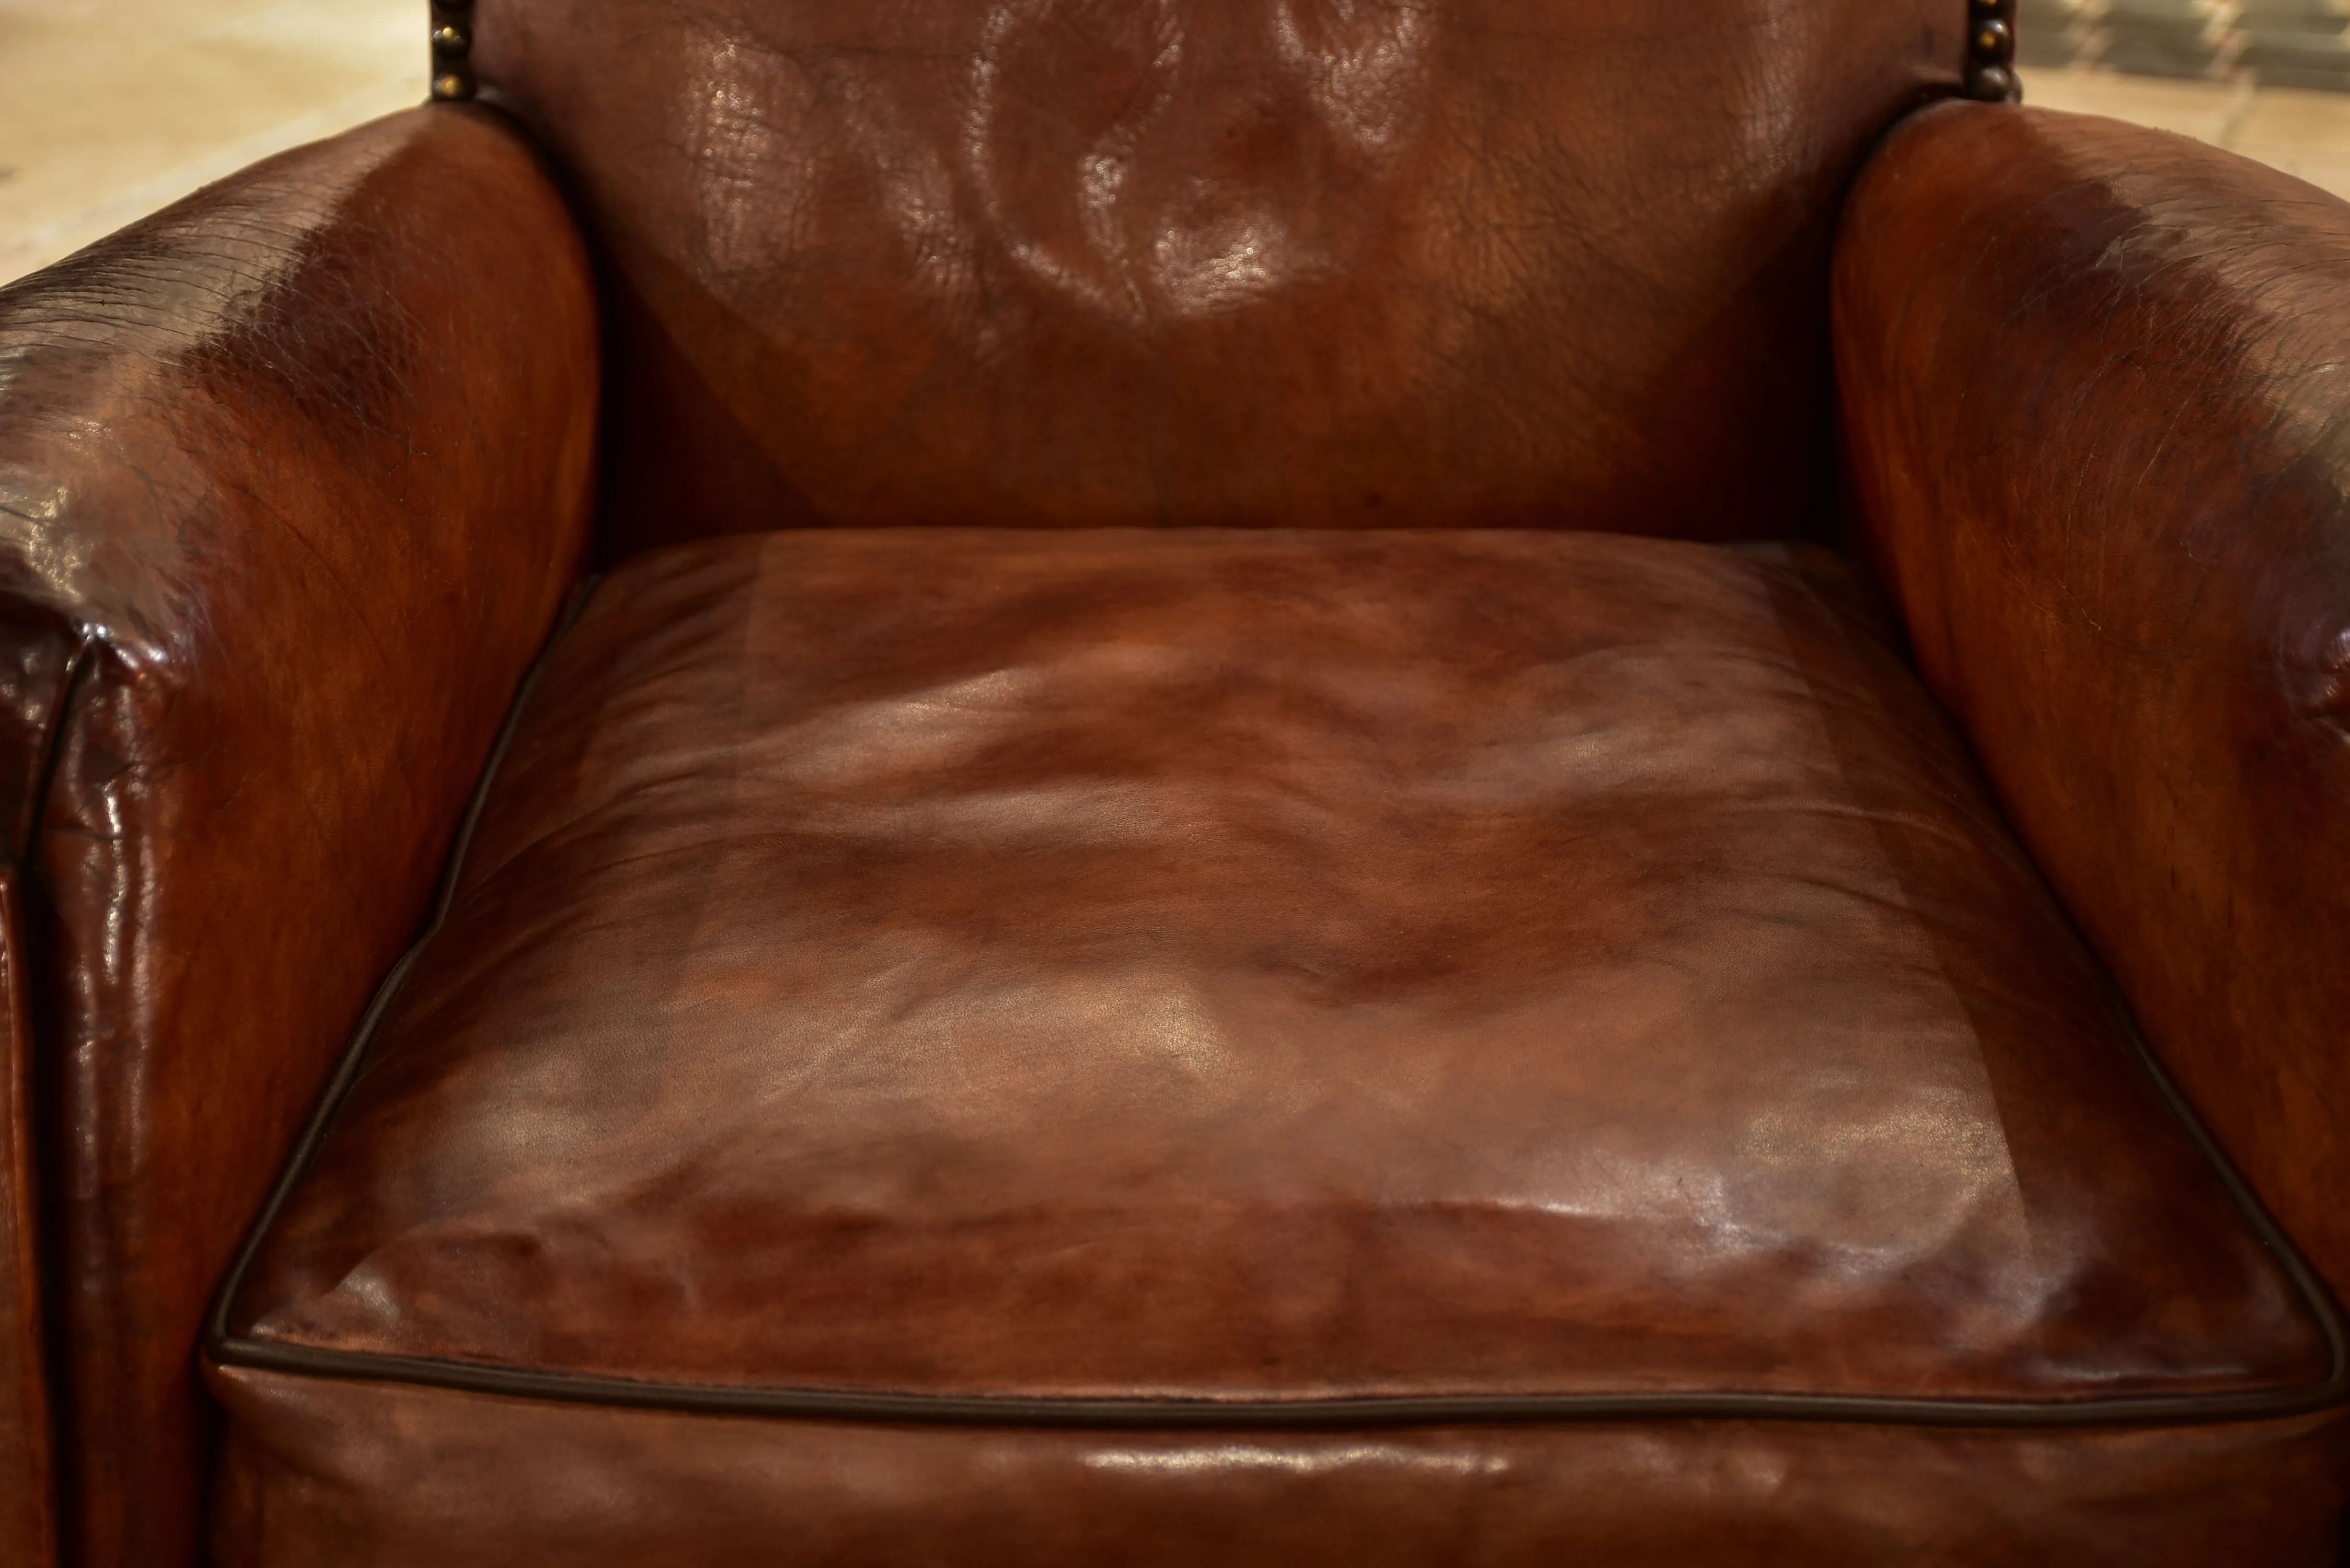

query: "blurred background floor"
xmin=2024 ymin=65 xmax=2350 ymax=193
xmin=0 ymin=0 xmax=422 ymax=285
xmin=3 ymin=4 xmax=2350 ymax=289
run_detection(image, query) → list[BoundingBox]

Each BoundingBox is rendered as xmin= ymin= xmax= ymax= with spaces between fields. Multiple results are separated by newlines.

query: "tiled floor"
xmin=3 ymin=6 xmax=2350 ymax=289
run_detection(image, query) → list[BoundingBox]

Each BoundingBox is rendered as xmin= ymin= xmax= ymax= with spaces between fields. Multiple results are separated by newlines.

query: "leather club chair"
xmin=2 ymin=0 xmax=2347 ymax=1561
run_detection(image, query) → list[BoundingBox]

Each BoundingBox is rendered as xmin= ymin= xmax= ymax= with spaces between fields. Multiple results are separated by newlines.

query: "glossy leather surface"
xmin=468 ymin=0 xmax=1962 ymax=558
xmin=223 ymin=530 xmax=2322 ymax=1427
xmin=1837 ymin=105 xmax=2350 ymax=1315
xmin=0 ymin=107 xmax=598 ymax=1567
xmin=208 ymin=1367 xmax=2350 ymax=1567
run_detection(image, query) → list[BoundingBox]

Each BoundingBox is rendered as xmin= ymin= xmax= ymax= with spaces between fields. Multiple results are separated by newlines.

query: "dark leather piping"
xmin=204 ymin=573 xmax=2350 ymax=1435
xmin=200 ymin=1341 xmax=2350 ymax=1432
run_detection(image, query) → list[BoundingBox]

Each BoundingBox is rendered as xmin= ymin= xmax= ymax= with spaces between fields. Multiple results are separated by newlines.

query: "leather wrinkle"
xmin=208 ymin=527 xmax=2347 ymax=1431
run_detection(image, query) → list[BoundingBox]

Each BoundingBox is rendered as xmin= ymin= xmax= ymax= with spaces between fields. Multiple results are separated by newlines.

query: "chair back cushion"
xmin=473 ymin=0 xmax=1964 ymax=552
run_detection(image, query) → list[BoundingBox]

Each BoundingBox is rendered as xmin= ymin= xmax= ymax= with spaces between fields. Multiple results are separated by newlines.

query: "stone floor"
xmin=2 ymin=4 xmax=2350 ymax=289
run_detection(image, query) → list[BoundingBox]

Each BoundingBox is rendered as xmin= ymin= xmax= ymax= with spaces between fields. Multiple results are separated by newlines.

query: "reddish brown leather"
xmin=0 ymin=878 xmax=57 ymax=1568
xmin=468 ymin=0 xmax=1964 ymax=558
xmin=1836 ymin=105 xmax=2350 ymax=1315
xmin=206 ymin=1366 xmax=2350 ymax=1567
xmin=220 ymin=531 xmax=2326 ymax=1462
xmin=0 ymin=107 xmax=598 ymax=1566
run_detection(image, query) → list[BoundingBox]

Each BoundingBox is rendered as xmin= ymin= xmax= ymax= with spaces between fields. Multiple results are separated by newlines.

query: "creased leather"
xmin=1836 ymin=102 xmax=2350 ymax=1321
xmin=468 ymin=0 xmax=1963 ymax=558
xmin=211 ymin=529 xmax=2336 ymax=1564
xmin=0 ymin=106 xmax=598 ymax=1568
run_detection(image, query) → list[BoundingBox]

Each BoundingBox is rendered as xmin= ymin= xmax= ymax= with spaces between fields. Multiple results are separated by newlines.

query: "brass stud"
xmin=428 ymin=0 xmax=475 ymax=104
xmin=1966 ymin=63 xmax=2019 ymax=101
xmin=1961 ymin=0 xmax=2018 ymax=102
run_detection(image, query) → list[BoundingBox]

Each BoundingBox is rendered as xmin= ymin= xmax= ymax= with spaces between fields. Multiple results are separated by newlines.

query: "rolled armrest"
xmin=1836 ymin=102 xmax=2350 ymax=1306
xmin=0 ymin=106 xmax=596 ymax=1566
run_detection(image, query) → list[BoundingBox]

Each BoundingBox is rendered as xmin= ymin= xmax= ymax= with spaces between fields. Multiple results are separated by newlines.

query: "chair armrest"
xmin=0 ymin=105 xmax=596 ymax=1567
xmin=1835 ymin=101 xmax=2350 ymax=1306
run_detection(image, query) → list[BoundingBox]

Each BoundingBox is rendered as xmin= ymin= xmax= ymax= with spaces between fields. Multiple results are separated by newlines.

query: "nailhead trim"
xmin=1967 ymin=0 xmax=2022 ymax=102
xmin=429 ymin=0 xmax=475 ymax=103
xmin=423 ymin=4 xmax=2020 ymax=112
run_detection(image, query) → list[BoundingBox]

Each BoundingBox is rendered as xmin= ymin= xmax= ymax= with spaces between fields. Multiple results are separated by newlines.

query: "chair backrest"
xmin=471 ymin=0 xmax=1967 ymax=555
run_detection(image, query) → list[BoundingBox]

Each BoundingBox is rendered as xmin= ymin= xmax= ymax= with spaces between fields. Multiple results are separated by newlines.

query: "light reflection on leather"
xmin=476 ymin=0 xmax=1967 ymax=543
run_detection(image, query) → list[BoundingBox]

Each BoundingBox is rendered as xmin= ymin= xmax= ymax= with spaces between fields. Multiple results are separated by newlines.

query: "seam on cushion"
xmin=201 ymin=557 xmax=2350 ymax=1435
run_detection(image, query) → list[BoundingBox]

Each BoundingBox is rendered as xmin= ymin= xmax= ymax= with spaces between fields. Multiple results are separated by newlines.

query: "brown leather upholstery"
xmin=209 ymin=529 xmax=2344 ymax=1561
xmin=468 ymin=0 xmax=1962 ymax=557
xmin=0 ymin=1 xmax=2342 ymax=1557
xmin=0 ymin=107 xmax=598 ymax=1568
xmin=1836 ymin=103 xmax=2350 ymax=1312
xmin=207 ymin=1370 xmax=2350 ymax=1567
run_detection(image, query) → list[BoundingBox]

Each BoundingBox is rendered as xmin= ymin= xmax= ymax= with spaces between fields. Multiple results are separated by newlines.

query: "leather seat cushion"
xmin=209 ymin=528 xmax=2346 ymax=1561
